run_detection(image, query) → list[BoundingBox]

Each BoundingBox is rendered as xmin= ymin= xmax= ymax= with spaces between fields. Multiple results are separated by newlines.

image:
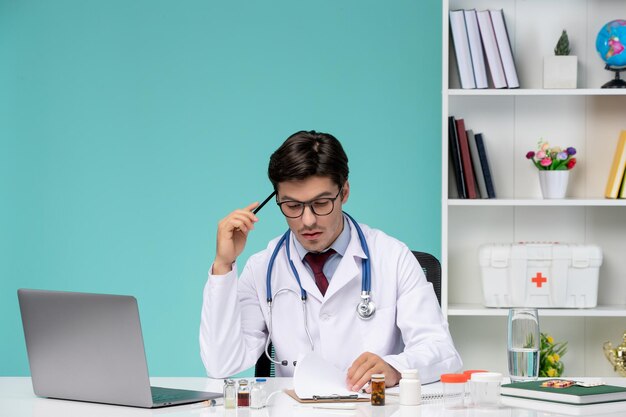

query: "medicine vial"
xmin=249 ymin=378 xmax=267 ymax=409
xmin=370 ymin=374 xmax=385 ymax=406
xmin=441 ymin=373 xmax=468 ymax=409
xmin=223 ymin=379 xmax=236 ymax=409
xmin=470 ymin=372 xmax=503 ymax=408
xmin=237 ymin=379 xmax=250 ymax=407
xmin=399 ymin=369 xmax=421 ymax=405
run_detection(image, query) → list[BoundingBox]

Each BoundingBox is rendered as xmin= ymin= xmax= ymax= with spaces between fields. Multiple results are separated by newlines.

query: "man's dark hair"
xmin=268 ymin=130 xmax=349 ymax=191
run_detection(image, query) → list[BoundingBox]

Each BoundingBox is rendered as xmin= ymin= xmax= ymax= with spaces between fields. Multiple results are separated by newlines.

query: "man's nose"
xmin=301 ymin=205 xmax=317 ymax=226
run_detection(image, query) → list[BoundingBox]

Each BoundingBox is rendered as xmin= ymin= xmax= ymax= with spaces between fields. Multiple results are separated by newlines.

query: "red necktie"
xmin=304 ymin=249 xmax=336 ymax=296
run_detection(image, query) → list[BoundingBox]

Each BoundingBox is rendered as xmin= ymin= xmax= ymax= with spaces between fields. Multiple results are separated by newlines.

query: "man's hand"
xmin=213 ymin=202 xmax=259 ymax=275
xmin=346 ymin=352 xmax=401 ymax=392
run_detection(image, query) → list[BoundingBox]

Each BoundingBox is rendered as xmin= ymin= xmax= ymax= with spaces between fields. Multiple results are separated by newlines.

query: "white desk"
xmin=1 ymin=377 xmax=625 ymax=417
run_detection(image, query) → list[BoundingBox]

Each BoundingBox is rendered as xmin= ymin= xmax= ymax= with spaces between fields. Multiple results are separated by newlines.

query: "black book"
xmin=474 ymin=133 xmax=496 ymax=198
xmin=448 ymin=116 xmax=466 ymax=198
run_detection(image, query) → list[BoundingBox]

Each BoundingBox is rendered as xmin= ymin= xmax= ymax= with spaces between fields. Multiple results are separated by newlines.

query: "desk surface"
xmin=1 ymin=377 xmax=625 ymax=417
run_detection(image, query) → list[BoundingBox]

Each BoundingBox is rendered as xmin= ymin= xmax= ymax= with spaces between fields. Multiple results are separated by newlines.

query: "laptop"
xmin=17 ymin=288 xmax=222 ymax=408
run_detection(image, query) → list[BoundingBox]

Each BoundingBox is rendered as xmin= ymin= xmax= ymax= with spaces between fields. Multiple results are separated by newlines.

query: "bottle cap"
xmin=401 ymin=369 xmax=419 ymax=379
xmin=371 ymin=373 xmax=385 ymax=380
xmin=470 ymin=372 xmax=503 ymax=382
xmin=440 ymin=373 xmax=468 ymax=383
xmin=463 ymin=370 xmax=488 ymax=378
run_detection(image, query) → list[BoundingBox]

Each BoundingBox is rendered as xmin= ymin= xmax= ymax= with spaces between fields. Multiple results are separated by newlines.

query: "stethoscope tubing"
xmin=263 ymin=212 xmax=373 ymax=368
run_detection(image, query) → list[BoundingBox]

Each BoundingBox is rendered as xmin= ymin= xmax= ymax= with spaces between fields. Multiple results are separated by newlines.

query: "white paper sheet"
xmin=293 ymin=352 xmax=367 ymax=399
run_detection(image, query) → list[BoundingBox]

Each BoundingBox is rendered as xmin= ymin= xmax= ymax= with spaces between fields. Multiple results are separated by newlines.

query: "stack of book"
xmin=449 ymin=8 xmax=519 ymax=89
xmin=605 ymin=130 xmax=626 ymax=199
xmin=448 ymin=116 xmax=495 ymax=199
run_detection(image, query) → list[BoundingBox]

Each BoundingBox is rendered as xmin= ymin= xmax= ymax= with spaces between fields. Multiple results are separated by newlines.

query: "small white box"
xmin=479 ymin=243 xmax=602 ymax=308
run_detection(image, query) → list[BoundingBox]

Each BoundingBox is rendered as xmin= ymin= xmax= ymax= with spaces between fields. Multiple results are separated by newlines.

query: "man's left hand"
xmin=346 ymin=352 xmax=401 ymax=392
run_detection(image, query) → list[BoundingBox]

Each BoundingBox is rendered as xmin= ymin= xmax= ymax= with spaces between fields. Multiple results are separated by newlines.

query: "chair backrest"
xmin=411 ymin=251 xmax=442 ymax=306
xmin=254 ymin=344 xmax=275 ymax=378
xmin=255 ymin=251 xmax=442 ymax=377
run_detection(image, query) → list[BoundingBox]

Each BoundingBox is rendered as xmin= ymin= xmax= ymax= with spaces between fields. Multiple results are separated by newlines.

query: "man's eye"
xmin=313 ymin=200 xmax=331 ymax=208
xmin=285 ymin=203 xmax=302 ymax=210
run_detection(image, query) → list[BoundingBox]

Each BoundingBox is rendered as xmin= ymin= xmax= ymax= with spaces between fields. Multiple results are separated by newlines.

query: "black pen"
xmin=253 ymin=191 xmax=277 ymax=214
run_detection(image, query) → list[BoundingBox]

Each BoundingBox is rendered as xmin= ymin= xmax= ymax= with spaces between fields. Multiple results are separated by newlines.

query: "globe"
xmin=596 ymin=19 xmax=626 ymax=67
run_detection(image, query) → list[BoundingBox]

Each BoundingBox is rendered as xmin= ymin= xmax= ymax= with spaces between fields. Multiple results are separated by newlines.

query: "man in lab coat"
xmin=200 ymin=130 xmax=462 ymax=390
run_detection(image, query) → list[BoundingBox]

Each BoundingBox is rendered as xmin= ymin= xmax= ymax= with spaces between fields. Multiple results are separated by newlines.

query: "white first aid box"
xmin=478 ymin=243 xmax=603 ymax=308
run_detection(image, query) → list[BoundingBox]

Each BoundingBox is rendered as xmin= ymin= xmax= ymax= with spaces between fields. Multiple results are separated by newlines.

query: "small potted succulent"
xmin=544 ymin=30 xmax=578 ymax=88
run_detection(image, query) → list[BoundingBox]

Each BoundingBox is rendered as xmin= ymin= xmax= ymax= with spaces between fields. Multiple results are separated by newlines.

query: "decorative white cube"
xmin=543 ymin=56 xmax=578 ymax=89
xmin=479 ymin=243 xmax=602 ymax=308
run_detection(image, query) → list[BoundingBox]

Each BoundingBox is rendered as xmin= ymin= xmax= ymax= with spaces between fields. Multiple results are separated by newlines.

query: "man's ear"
xmin=341 ymin=181 xmax=350 ymax=204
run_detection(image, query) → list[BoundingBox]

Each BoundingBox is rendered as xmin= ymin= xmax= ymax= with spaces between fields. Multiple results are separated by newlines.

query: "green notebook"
xmin=501 ymin=380 xmax=626 ymax=405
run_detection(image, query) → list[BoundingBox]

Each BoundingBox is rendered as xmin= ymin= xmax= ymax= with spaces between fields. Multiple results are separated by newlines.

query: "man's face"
xmin=276 ymin=176 xmax=349 ymax=253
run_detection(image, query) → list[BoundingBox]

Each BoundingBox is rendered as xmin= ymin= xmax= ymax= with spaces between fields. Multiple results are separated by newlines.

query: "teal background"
xmin=0 ymin=0 xmax=442 ymax=376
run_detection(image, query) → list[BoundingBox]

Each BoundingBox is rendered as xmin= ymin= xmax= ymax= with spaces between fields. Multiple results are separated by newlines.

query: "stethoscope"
xmin=264 ymin=212 xmax=375 ymax=367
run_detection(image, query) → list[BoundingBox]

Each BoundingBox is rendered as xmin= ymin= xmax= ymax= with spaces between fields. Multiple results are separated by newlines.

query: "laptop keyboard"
xmin=151 ymin=386 xmax=196 ymax=403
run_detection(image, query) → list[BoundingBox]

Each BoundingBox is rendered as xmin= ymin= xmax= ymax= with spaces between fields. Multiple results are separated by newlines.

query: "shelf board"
xmin=447 ymin=88 xmax=626 ymax=96
xmin=448 ymin=303 xmax=626 ymax=317
xmin=447 ymin=198 xmax=626 ymax=207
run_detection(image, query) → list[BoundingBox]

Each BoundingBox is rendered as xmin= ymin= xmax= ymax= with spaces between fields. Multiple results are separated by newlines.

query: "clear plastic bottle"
xmin=441 ymin=373 xmax=468 ymax=409
xmin=223 ymin=379 xmax=236 ymax=409
xmin=399 ymin=369 xmax=421 ymax=405
xmin=250 ymin=378 xmax=267 ymax=409
xmin=237 ymin=379 xmax=250 ymax=407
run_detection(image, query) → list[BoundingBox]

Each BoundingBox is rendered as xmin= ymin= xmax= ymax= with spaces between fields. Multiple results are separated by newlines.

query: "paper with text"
xmin=293 ymin=352 xmax=366 ymax=399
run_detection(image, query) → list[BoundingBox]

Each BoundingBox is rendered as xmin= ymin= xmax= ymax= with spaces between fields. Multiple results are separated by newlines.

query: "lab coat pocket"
xmin=357 ymin=305 xmax=397 ymax=353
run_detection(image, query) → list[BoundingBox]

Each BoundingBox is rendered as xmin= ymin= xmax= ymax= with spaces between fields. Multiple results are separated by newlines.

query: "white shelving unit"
xmin=443 ymin=0 xmax=626 ymax=377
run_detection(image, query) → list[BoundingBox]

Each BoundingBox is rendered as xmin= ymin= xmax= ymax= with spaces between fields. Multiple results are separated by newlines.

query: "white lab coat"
xmin=200 ymin=221 xmax=462 ymax=383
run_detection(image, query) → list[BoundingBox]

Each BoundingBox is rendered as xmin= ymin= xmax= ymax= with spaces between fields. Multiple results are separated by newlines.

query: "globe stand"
xmin=602 ymin=64 xmax=626 ymax=88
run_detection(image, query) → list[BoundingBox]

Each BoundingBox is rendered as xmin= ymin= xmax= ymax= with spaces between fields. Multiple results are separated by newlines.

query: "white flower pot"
xmin=538 ymin=170 xmax=570 ymax=199
xmin=543 ymin=56 xmax=578 ymax=89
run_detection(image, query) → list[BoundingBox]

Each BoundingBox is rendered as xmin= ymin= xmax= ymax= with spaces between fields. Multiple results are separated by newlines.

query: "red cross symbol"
xmin=531 ymin=272 xmax=548 ymax=288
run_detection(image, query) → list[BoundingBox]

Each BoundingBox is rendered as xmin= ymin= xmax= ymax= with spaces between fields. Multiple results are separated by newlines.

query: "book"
xmin=605 ymin=130 xmax=626 ymax=198
xmin=501 ymin=380 xmax=626 ymax=405
xmin=620 ymin=164 xmax=626 ymax=198
xmin=474 ymin=133 xmax=496 ymax=198
xmin=490 ymin=9 xmax=519 ymax=88
xmin=449 ymin=9 xmax=476 ymax=89
xmin=464 ymin=9 xmax=488 ymax=89
xmin=455 ymin=119 xmax=477 ymax=199
xmin=467 ymin=129 xmax=487 ymax=198
xmin=476 ymin=10 xmax=507 ymax=89
xmin=503 ymin=395 xmax=626 ymax=416
xmin=448 ymin=116 xmax=466 ymax=199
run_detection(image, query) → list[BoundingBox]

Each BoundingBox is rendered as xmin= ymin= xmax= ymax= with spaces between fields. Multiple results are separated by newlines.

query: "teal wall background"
xmin=0 ymin=0 xmax=441 ymax=376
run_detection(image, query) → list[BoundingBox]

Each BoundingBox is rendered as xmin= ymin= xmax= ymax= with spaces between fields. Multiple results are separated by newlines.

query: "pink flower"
xmin=526 ymin=151 xmax=535 ymax=159
xmin=541 ymin=157 xmax=552 ymax=167
xmin=537 ymin=150 xmax=546 ymax=159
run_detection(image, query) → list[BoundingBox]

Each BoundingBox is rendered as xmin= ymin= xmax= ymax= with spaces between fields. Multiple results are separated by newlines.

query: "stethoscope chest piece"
xmin=356 ymin=292 xmax=376 ymax=320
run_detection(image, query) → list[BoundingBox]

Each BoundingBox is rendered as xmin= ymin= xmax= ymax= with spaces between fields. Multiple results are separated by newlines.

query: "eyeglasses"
xmin=277 ymin=187 xmax=343 ymax=218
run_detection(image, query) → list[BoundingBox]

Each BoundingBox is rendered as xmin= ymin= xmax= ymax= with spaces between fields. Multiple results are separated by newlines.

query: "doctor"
xmin=200 ymin=130 xmax=462 ymax=390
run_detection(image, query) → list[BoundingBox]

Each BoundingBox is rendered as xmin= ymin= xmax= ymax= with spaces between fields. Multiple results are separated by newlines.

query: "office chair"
xmin=255 ymin=345 xmax=275 ymax=378
xmin=411 ymin=250 xmax=442 ymax=306
xmin=254 ymin=251 xmax=442 ymax=377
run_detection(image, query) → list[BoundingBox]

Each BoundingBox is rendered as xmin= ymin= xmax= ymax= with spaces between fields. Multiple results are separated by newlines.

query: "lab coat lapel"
xmin=324 ymin=224 xmax=367 ymax=300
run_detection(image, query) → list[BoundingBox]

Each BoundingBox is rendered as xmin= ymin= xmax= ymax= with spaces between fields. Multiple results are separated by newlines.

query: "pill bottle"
xmin=470 ymin=372 xmax=503 ymax=408
xmin=370 ymin=374 xmax=385 ymax=406
xmin=441 ymin=373 xmax=468 ymax=409
xmin=223 ymin=379 xmax=236 ymax=409
xmin=250 ymin=378 xmax=267 ymax=409
xmin=399 ymin=369 xmax=421 ymax=405
xmin=237 ymin=379 xmax=249 ymax=407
